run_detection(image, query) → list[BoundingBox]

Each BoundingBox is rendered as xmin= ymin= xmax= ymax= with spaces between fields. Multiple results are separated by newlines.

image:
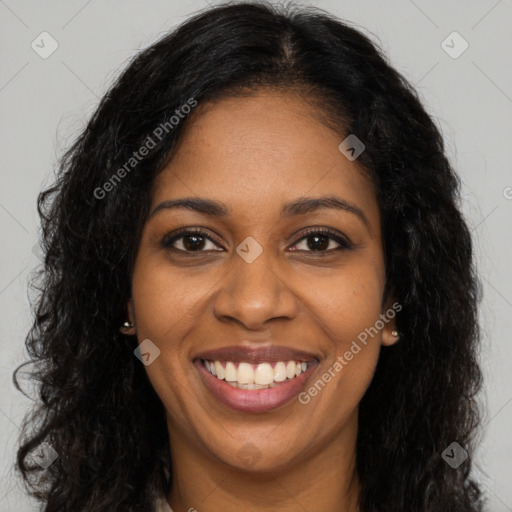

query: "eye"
xmin=161 ymin=228 xmax=224 ymax=252
xmin=288 ymin=227 xmax=352 ymax=253
xmin=161 ymin=227 xmax=352 ymax=254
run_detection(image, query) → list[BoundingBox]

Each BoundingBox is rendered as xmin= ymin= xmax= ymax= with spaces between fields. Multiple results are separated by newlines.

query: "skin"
xmin=123 ymin=89 xmax=398 ymax=512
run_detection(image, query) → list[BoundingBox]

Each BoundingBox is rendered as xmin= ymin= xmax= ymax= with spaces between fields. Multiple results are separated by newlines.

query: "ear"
xmin=119 ymin=298 xmax=136 ymax=335
xmin=381 ymin=294 xmax=400 ymax=347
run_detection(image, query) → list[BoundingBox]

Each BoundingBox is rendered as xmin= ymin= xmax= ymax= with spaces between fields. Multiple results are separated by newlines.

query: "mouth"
xmin=194 ymin=357 xmax=319 ymax=413
xmin=202 ymin=358 xmax=314 ymax=388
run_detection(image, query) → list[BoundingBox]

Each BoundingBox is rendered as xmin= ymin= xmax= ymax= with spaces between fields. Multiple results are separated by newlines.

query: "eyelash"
xmin=161 ymin=227 xmax=352 ymax=254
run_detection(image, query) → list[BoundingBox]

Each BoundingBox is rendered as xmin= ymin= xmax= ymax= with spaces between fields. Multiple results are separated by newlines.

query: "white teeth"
xmin=204 ymin=359 xmax=312 ymax=386
xmin=254 ymin=363 xmax=274 ymax=385
xmin=228 ymin=382 xmax=270 ymax=390
xmin=286 ymin=361 xmax=296 ymax=379
xmin=273 ymin=361 xmax=287 ymax=382
xmin=237 ymin=362 xmax=254 ymax=384
xmin=224 ymin=361 xmax=237 ymax=382
xmin=214 ymin=361 xmax=224 ymax=380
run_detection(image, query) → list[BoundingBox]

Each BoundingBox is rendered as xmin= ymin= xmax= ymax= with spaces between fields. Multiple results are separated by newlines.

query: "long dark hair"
xmin=14 ymin=2 xmax=485 ymax=510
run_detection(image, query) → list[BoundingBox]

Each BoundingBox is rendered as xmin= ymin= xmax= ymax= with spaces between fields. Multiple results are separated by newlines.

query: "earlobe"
xmin=119 ymin=299 xmax=136 ymax=335
xmin=381 ymin=327 xmax=399 ymax=346
xmin=381 ymin=293 xmax=401 ymax=346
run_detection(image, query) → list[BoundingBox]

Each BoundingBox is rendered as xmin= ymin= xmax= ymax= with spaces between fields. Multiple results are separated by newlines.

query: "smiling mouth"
xmin=194 ymin=357 xmax=319 ymax=413
xmin=201 ymin=359 xmax=314 ymax=389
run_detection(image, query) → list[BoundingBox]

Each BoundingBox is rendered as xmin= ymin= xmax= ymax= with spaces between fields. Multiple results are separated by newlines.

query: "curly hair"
xmin=13 ymin=1 xmax=485 ymax=511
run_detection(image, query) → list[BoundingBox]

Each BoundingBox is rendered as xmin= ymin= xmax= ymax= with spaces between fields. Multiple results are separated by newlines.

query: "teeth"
xmin=224 ymin=361 xmax=237 ymax=382
xmin=214 ymin=361 xmax=225 ymax=380
xmin=254 ymin=363 xmax=274 ymax=385
xmin=286 ymin=361 xmax=295 ymax=379
xmin=228 ymin=382 xmax=271 ymax=390
xmin=203 ymin=359 xmax=311 ymax=386
xmin=273 ymin=361 xmax=287 ymax=382
xmin=237 ymin=362 xmax=254 ymax=384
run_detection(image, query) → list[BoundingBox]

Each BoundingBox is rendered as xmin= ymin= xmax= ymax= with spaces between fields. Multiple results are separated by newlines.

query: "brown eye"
xmin=289 ymin=228 xmax=352 ymax=253
xmin=161 ymin=229 xmax=223 ymax=252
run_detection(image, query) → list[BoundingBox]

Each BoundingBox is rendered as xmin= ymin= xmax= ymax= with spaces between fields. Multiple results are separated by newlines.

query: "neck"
xmin=166 ymin=413 xmax=361 ymax=512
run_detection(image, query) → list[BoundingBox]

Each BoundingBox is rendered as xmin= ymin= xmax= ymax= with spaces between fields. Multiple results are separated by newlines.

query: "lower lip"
xmin=194 ymin=359 xmax=318 ymax=413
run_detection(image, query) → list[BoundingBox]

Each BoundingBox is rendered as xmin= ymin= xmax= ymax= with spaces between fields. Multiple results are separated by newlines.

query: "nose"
xmin=213 ymin=249 xmax=298 ymax=330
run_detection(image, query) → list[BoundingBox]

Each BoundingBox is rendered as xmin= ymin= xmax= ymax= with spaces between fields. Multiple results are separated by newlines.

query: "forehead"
xmin=151 ymin=90 xmax=378 ymax=226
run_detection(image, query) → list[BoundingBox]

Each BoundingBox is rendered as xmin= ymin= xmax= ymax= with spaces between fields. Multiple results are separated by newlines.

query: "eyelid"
xmin=161 ymin=227 xmax=225 ymax=250
xmin=290 ymin=226 xmax=352 ymax=250
xmin=161 ymin=226 xmax=352 ymax=252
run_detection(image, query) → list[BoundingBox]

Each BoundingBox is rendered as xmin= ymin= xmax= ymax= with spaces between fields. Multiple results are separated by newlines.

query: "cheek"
xmin=130 ymin=257 xmax=218 ymax=405
xmin=131 ymin=257 xmax=208 ymax=341
xmin=304 ymin=263 xmax=384 ymax=344
xmin=301 ymin=264 xmax=384 ymax=398
xmin=130 ymin=258 xmax=205 ymax=423
xmin=132 ymin=247 xmax=385 ymax=354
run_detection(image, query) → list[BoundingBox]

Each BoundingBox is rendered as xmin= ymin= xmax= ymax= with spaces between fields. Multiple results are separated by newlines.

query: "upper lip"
xmin=194 ymin=344 xmax=319 ymax=364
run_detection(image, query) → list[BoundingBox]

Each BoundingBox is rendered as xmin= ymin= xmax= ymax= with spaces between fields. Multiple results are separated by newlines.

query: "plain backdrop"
xmin=1 ymin=1 xmax=511 ymax=510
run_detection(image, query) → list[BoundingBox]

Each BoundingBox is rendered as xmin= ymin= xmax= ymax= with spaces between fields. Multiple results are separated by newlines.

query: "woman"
xmin=14 ymin=2 xmax=485 ymax=511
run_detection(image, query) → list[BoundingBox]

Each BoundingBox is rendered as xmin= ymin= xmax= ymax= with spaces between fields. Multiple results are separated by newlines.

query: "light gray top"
xmin=155 ymin=495 xmax=174 ymax=512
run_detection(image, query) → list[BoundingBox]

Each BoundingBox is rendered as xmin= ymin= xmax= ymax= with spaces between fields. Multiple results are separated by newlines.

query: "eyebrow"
xmin=150 ymin=195 xmax=370 ymax=229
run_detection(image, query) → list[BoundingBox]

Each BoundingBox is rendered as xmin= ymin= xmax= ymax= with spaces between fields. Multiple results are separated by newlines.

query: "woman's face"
xmin=128 ymin=90 xmax=398 ymax=472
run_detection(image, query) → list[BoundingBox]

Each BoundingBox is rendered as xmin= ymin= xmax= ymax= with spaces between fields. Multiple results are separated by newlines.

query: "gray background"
xmin=1 ymin=0 xmax=511 ymax=510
